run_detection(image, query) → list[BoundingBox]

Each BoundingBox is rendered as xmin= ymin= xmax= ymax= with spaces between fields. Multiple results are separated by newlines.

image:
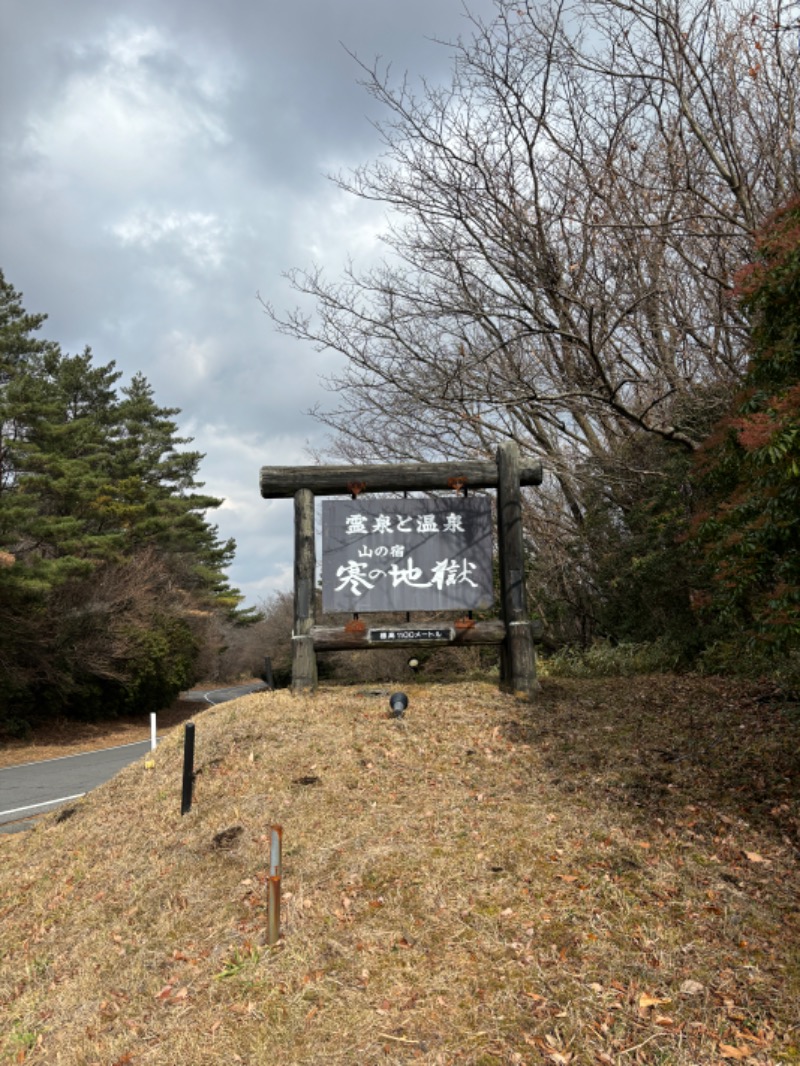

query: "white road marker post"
xmin=268 ymin=824 xmax=283 ymax=945
xmin=150 ymin=713 xmax=157 ymax=752
xmin=270 ymin=825 xmax=283 ymax=878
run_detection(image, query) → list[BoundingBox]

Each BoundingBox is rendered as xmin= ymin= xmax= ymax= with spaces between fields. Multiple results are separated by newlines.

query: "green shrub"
xmin=697 ymin=640 xmax=800 ymax=690
xmin=1 ymin=716 xmax=33 ymax=740
xmin=539 ymin=639 xmax=685 ymax=678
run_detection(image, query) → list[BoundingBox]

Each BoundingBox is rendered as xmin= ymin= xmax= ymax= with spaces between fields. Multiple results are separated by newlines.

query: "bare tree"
xmin=267 ymin=0 xmax=800 ymax=640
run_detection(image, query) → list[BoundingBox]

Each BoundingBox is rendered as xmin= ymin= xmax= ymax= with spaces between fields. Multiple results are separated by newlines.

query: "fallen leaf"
xmin=155 ymin=985 xmax=173 ymax=1000
xmin=734 ymin=1029 xmax=770 ymax=1048
xmin=639 ymin=993 xmax=671 ymax=1012
xmin=680 ymin=980 xmax=705 ymax=996
xmin=719 ymin=1044 xmax=751 ymax=1060
xmin=744 ymin=851 xmax=770 ymax=865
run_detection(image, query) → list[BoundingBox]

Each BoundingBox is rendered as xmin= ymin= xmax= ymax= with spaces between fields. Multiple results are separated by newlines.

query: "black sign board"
xmin=322 ymin=497 xmax=494 ymax=613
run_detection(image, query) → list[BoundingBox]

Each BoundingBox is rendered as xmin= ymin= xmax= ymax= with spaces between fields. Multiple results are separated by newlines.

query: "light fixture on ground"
xmin=407 ymin=657 xmax=420 ymax=674
xmin=389 ymin=692 xmax=409 ymax=718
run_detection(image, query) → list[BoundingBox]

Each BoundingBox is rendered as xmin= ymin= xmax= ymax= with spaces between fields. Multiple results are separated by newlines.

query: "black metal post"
xmin=181 ymin=722 xmax=196 ymax=815
xmin=263 ymin=656 xmax=274 ymax=690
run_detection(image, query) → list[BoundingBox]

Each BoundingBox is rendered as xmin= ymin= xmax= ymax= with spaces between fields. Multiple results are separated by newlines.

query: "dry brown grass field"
xmin=1 ymin=676 xmax=798 ymax=1065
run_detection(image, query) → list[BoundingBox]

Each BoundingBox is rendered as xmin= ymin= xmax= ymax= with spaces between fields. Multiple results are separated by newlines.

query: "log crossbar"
xmin=260 ymin=459 xmax=543 ymax=498
xmin=311 ymin=620 xmax=507 ymax=651
xmin=310 ymin=618 xmax=545 ymax=653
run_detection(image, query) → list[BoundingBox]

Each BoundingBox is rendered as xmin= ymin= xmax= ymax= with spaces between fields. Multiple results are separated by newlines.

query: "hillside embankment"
xmin=1 ymin=677 xmax=798 ymax=1065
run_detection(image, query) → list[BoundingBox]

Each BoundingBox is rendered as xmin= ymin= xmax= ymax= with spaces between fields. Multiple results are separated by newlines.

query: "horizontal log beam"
xmin=311 ymin=619 xmax=507 ymax=651
xmin=260 ymin=459 xmax=543 ymax=499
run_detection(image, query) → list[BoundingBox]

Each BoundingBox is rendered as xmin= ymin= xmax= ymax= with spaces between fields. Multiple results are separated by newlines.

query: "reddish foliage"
xmin=690 ymin=196 xmax=800 ymax=645
xmin=731 ymin=412 xmax=775 ymax=451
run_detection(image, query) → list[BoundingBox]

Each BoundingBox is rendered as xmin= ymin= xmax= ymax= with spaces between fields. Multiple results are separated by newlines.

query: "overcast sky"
xmin=0 ymin=0 xmax=496 ymax=607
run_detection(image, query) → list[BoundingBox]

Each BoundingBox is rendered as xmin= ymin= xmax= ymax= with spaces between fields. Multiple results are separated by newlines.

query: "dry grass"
xmin=0 ymin=676 xmax=798 ymax=1065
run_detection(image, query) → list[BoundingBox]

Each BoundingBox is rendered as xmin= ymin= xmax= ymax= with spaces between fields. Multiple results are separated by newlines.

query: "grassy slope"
xmin=0 ymin=677 xmax=798 ymax=1065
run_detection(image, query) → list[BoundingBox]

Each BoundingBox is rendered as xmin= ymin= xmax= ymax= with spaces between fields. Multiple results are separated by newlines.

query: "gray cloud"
xmin=0 ymin=0 xmax=495 ymax=605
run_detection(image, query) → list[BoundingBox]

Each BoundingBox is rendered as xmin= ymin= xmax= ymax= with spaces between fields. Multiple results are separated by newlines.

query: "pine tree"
xmin=110 ymin=372 xmax=240 ymax=609
xmin=0 ymin=271 xmax=249 ymax=725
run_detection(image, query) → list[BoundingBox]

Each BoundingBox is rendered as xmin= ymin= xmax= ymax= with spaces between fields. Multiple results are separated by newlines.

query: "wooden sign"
xmin=322 ymin=497 xmax=493 ymax=613
xmin=260 ymin=444 xmax=539 ymax=698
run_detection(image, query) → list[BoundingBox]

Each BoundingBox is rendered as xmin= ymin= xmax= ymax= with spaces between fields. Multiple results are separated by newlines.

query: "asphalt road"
xmin=0 ymin=681 xmax=268 ymax=833
xmin=180 ymin=681 xmax=268 ymax=706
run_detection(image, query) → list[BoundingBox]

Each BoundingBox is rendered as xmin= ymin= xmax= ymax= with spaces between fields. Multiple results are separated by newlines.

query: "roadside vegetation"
xmin=0 ymin=272 xmax=262 ymax=738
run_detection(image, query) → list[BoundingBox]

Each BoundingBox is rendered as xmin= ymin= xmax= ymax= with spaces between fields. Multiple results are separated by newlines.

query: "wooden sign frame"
xmin=259 ymin=443 xmax=542 ymax=699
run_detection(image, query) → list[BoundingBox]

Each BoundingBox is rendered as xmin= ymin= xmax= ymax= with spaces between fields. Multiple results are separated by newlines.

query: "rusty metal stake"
xmin=268 ymin=875 xmax=281 ymax=945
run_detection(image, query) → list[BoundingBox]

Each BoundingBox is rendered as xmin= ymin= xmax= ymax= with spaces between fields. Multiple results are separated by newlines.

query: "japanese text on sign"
xmin=322 ymin=497 xmax=493 ymax=613
xmin=369 ymin=628 xmax=453 ymax=643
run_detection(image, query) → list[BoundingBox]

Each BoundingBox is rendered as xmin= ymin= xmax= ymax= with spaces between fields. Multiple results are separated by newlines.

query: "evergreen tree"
xmin=0 ymin=271 xmax=249 ymax=726
xmin=110 ymin=373 xmax=240 ymax=610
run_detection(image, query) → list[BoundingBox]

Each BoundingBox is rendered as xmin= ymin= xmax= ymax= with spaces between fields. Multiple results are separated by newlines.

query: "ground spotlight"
xmin=388 ymin=692 xmax=409 ymax=718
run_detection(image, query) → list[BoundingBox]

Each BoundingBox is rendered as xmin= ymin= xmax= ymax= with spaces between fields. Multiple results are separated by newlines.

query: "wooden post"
xmin=292 ymin=488 xmax=317 ymax=692
xmin=263 ymin=656 xmax=274 ymax=690
xmin=496 ymin=442 xmax=537 ymax=698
